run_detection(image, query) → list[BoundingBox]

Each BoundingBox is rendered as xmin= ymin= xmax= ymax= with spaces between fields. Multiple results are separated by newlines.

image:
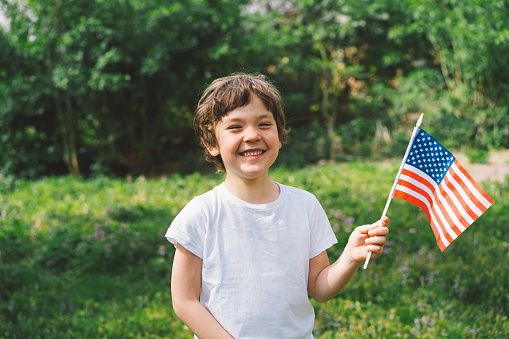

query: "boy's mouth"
xmin=240 ymin=150 xmax=264 ymax=156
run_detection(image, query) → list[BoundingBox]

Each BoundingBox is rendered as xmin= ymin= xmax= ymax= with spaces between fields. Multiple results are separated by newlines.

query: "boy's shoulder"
xmin=187 ymin=184 xmax=223 ymax=206
xmin=174 ymin=184 xmax=224 ymax=222
xmin=279 ymin=183 xmax=320 ymax=203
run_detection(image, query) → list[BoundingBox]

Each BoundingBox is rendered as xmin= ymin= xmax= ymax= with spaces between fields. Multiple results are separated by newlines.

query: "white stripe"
xmin=399 ymin=173 xmax=435 ymax=199
xmin=395 ymin=184 xmax=450 ymax=248
xmin=403 ymin=164 xmax=438 ymax=191
xmin=430 ymin=192 xmax=459 ymax=241
xmin=435 ymin=182 xmax=466 ymax=232
xmin=401 ymin=165 xmax=458 ymax=240
xmin=440 ymin=177 xmax=475 ymax=225
xmin=445 ymin=172 xmax=483 ymax=216
xmin=451 ymin=163 xmax=492 ymax=208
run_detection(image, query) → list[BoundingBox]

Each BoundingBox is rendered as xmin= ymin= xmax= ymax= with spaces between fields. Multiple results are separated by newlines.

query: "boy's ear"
xmin=202 ymin=140 xmax=220 ymax=156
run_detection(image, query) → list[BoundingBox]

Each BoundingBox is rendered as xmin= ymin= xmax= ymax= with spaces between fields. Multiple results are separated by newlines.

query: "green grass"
xmin=0 ymin=163 xmax=507 ymax=338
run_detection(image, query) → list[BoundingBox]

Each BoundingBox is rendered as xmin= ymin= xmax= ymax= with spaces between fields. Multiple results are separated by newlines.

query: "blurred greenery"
xmin=0 ymin=0 xmax=508 ymax=178
xmin=0 ymin=163 xmax=507 ymax=337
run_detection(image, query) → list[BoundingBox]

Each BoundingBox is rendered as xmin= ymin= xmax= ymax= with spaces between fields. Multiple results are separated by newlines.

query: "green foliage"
xmin=1 ymin=163 xmax=507 ymax=337
xmin=0 ymin=0 xmax=508 ymax=177
xmin=385 ymin=0 xmax=509 ymax=150
xmin=0 ymin=0 xmax=249 ymax=177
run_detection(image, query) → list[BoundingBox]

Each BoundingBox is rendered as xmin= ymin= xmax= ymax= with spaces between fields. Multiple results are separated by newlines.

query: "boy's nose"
xmin=243 ymin=126 xmax=261 ymax=142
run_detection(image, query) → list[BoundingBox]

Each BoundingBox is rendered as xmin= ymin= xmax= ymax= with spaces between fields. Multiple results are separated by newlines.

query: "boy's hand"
xmin=345 ymin=216 xmax=389 ymax=263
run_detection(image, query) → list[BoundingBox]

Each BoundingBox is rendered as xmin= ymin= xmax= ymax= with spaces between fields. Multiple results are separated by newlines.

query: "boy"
xmin=166 ymin=73 xmax=389 ymax=338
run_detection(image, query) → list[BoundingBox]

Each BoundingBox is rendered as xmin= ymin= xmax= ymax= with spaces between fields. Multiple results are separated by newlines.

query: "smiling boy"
xmin=166 ymin=73 xmax=389 ymax=338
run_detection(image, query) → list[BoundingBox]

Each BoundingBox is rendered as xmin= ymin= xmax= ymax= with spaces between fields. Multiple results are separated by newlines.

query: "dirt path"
xmin=454 ymin=150 xmax=509 ymax=183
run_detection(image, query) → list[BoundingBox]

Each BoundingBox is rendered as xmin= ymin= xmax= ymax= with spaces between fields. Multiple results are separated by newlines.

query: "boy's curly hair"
xmin=194 ymin=73 xmax=289 ymax=172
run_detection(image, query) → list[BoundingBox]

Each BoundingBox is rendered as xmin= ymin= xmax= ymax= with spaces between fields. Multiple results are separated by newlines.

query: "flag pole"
xmin=363 ymin=113 xmax=424 ymax=270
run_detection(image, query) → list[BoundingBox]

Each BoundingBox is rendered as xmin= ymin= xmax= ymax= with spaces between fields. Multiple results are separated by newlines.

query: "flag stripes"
xmin=394 ymin=159 xmax=494 ymax=252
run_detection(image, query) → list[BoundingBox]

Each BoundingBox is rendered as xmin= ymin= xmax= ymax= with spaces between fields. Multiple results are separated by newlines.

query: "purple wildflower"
xmin=95 ymin=224 xmax=104 ymax=240
xmin=335 ymin=210 xmax=345 ymax=219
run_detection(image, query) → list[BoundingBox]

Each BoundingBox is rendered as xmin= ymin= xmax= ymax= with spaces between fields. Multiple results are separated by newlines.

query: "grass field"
xmin=0 ymin=161 xmax=507 ymax=338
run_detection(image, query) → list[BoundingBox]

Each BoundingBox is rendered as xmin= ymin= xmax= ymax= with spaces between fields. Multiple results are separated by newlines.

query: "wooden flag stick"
xmin=363 ymin=113 xmax=424 ymax=270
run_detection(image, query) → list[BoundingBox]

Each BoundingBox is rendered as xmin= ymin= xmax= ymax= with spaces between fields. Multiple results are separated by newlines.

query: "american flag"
xmin=393 ymin=129 xmax=495 ymax=251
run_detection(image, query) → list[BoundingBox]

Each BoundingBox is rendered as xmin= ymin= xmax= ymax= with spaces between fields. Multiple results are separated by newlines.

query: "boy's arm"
xmin=308 ymin=217 xmax=389 ymax=303
xmin=171 ymin=243 xmax=234 ymax=339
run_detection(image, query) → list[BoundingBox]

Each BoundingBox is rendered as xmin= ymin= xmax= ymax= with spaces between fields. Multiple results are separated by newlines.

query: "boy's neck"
xmin=224 ymin=175 xmax=280 ymax=205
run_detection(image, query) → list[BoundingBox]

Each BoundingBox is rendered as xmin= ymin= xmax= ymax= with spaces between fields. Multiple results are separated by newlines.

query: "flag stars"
xmin=409 ymin=130 xmax=459 ymax=185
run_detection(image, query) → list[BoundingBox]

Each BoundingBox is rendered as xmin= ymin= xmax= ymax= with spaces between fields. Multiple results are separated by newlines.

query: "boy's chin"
xmin=227 ymin=166 xmax=270 ymax=179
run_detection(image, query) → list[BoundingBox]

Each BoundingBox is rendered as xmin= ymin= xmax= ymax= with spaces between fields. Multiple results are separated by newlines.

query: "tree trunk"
xmin=64 ymin=93 xmax=80 ymax=176
xmin=48 ymin=0 xmax=80 ymax=176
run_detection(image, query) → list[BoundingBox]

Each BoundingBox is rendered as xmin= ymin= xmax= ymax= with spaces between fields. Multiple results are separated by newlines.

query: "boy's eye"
xmin=227 ymin=125 xmax=241 ymax=130
xmin=260 ymin=122 xmax=272 ymax=127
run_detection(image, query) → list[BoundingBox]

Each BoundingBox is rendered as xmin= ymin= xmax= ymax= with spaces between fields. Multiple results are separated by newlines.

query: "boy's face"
xmin=207 ymin=93 xmax=281 ymax=182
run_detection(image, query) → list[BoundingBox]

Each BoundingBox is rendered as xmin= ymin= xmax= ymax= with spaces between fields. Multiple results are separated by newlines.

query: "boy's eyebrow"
xmin=257 ymin=113 xmax=274 ymax=119
xmin=222 ymin=113 xmax=274 ymax=123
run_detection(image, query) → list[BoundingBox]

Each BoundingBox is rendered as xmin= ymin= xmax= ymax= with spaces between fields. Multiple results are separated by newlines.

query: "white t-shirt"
xmin=166 ymin=183 xmax=338 ymax=339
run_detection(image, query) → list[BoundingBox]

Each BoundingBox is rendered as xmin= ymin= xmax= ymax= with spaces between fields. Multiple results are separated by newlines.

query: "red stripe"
xmin=394 ymin=190 xmax=442 ymax=243
xmin=401 ymin=168 xmax=456 ymax=243
xmin=430 ymin=200 xmax=455 ymax=243
xmin=437 ymin=238 xmax=446 ymax=252
xmin=396 ymin=179 xmax=433 ymax=207
xmin=401 ymin=168 xmax=435 ymax=193
xmin=454 ymin=160 xmax=495 ymax=205
xmin=397 ymin=168 xmax=455 ymax=244
xmin=448 ymin=162 xmax=489 ymax=213
xmin=436 ymin=180 xmax=469 ymax=232
xmin=442 ymin=173 xmax=479 ymax=222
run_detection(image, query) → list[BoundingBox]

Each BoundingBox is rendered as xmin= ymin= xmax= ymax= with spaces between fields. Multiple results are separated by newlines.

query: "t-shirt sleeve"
xmin=309 ymin=196 xmax=338 ymax=258
xmin=165 ymin=197 xmax=207 ymax=259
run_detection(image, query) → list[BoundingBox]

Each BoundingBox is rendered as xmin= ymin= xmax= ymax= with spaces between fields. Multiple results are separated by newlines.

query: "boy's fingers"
xmin=369 ymin=225 xmax=389 ymax=237
xmin=361 ymin=218 xmax=389 ymax=232
xmin=379 ymin=216 xmax=390 ymax=227
xmin=355 ymin=217 xmax=390 ymax=237
xmin=356 ymin=224 xmax=375 ymax=234
xmin=365 ymin=234 xmax=387 ymax=245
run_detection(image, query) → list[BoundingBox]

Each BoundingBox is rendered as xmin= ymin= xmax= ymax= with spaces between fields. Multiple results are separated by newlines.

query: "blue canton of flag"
xmin=406 ymin=131 xmax=455 ymax=185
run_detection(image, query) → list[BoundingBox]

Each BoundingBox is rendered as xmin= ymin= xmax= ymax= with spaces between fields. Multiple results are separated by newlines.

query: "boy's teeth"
xmin=242 ymin=151 xmax=263 ymax=156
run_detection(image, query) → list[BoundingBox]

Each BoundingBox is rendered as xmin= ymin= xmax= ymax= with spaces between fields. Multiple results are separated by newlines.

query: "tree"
xmin=0 ymin=0 xmax=68 ymax=177
xmin=1 ymin=0 xmax=250 ymax=177
xmin=387 ymin=0 xmax=509 ymax=148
